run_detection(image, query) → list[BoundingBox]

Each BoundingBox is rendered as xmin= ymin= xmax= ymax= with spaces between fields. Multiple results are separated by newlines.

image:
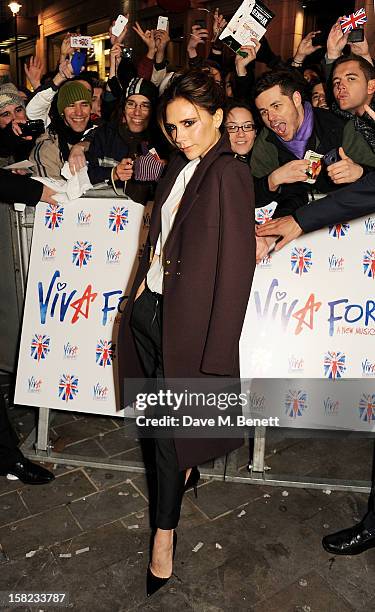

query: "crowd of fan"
xmin=1 ymin=10 xmax=375 ymax=259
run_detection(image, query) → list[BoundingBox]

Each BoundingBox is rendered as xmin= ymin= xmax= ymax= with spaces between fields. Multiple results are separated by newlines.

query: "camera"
xmin=122 ymin=47 xmax=133 ymax=59
xmin=19 ymin=120 xmax=45 ymax=138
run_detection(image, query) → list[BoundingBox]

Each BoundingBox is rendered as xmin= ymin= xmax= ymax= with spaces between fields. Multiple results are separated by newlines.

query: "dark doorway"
xmin=303 ymin=0 xmax=356 ymax=37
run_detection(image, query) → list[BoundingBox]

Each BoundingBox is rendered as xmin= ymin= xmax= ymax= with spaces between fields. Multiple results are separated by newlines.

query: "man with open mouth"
xmin=250 ymin=68 xmax=375 ymax=220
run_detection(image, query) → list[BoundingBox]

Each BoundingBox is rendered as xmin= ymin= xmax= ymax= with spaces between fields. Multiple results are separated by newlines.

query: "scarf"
xmin=49 ymin=116 xmax=91 ymax=162
xmin=331 ymin=99 xmax=375 ymax=153
xmin=277 ymin=102 xmax=314 ymax=159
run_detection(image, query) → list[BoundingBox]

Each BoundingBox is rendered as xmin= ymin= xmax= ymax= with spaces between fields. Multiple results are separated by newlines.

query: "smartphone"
xmin=323 ymin=148 xmax=340 ymax=166
xmin=348 ymin=28 xmax=364 ymax=43
xmin=311 ymin=32 xmax=325 ymax=47
xmin=71 ymin=50 xmax=87 ymax=76
xmin=19 ymin=120 xmax=45 ymax=138
xmin=112 ymin=14 xmax=128 ymax=37
xmin=70 ymin=36 xmax=92 ymax=49
xmin=157 ymin=16 xmax=168 ymax=31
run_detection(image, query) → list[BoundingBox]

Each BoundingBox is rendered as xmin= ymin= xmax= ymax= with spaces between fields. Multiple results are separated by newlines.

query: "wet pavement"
xmin=0 ymin=404 xmax=375 ymax=611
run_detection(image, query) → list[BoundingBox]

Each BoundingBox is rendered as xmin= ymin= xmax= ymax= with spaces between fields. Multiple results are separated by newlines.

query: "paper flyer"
xmin=219 ymin=0 xmax=274 ymax=53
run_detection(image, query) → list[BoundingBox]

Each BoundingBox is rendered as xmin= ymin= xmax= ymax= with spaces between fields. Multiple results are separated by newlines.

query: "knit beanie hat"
xmin=125 ymin=77 xmax=158 ymax=106
xmin=57 ymin=81 xmax=92 ymax=115
xmin=0 ymin=83 xmax=25 ymax=111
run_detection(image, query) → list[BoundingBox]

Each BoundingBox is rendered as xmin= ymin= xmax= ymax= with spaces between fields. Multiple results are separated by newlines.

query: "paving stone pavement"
xmin=1 ymin=407 xmax=375 ymax=612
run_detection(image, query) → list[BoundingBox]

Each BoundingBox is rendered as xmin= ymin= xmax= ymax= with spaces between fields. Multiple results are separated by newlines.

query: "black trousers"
xmin=130 ymin=287 xmax=186 ymax=530
xmin=0 ymin=388 xmax=22 ymax=471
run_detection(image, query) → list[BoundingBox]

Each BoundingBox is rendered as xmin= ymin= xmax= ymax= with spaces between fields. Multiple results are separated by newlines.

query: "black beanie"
xmin=125 ymin=77 xmax=158 ymax=106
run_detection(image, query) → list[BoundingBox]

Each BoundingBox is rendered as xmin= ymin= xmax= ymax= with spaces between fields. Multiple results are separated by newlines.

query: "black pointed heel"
xmin=146 ymin=532 xmax=177 ymax=597
xmin=184 ymin=466 xmax=200 ymax=497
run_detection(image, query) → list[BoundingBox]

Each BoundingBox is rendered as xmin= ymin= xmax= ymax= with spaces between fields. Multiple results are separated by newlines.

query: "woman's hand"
xmin=60 ymin=33 xmax=76 ymax=61
xmin=53 ymin=59 xmax=74 ymax=87
xmin=114 ymin=158 xmax=134 ymax=181
xmin=187 ymin=25 xmax=208 ymax=58
xmin=109 ymin=14 xmax=129 ymax=46
xmin=327 ymin=19 xmax=349 ymax=61
xmin=109 ymin=42 xmax=123 ymax=79
xmin=24 ymin=56 xmax=43 ymax=90
xmin=133 ymin=22 xmax=156 ymax=59
xmin=12 ymin=119 xmax=32 ymax=140
xmin=212 ymin=8 xmax=227 ymax=42
xmin=293 ymin=31 xmax=322 ymax=64
xmin=154 ymin=29 xmax=170 ymax=63
xmin=235 ymin=40 xmax=260 ymax=76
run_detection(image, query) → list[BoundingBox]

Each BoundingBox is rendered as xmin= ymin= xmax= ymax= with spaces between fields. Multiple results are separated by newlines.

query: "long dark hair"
xmin=157 ymin=69 xmax=225 ymax=145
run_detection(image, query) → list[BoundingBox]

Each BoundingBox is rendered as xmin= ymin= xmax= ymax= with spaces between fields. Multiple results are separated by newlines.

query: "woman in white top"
xmin=117 ymin=70 xmax=256 ymax=596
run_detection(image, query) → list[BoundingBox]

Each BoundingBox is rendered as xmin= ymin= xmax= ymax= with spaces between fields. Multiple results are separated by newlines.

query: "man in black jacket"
xmin=251 ymin=69 xmax=375 ymax=218
xmin=255 ymin=171 xmax=375 ymax=255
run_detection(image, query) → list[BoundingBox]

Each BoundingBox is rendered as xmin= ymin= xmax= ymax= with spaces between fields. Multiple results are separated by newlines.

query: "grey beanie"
xmin=0 ymin=83 xmax=25 ymax=111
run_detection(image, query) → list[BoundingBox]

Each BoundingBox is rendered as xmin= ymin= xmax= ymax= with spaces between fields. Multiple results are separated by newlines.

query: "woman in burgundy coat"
xmin=117 ymin=70 xmax=256 ymax=595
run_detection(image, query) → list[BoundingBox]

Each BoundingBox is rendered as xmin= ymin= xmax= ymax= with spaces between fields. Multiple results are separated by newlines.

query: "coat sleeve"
xmin=26 ymin=85 xmax=55 ymax=127
xmin=201 ymin=159 xmax=256 ymax=375
xmin=294 ymin=171 xmax=375 ymax=233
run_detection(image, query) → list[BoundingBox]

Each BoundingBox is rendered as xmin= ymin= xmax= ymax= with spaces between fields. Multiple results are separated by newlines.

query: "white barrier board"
xmin=14 ymin=199 xmax=375 ymax=429
xmin=240 ymin=213 xmax=375 ymax=430
xmin=15 ymin=198 xmax=150 ymax=416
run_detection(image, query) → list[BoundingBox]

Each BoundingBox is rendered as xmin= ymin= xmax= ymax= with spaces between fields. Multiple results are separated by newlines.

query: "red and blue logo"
xmin=96 ymin=339 xmax=115 ymax=367
xmin=291 ymin=247 xmax=312 ymax=276
xmin=363 ymin=249 xmax=375 ymax=279
xmin=255 ymin=207 xmax=274 ymax=224
xmin=58 ymin=374 xmax=79 ymax=402
xmin=323 ymin=351 xmax=346 ymax=379
xmin=30 ymin=334 xmax=50 ymax=362
xmin=329 ymin=223 xmax=350 ymax=239
xmin=72 ymin=241 xmax=93 ymax=268
xmin=109 ymin=207 xmax=128 ymax=233
xmin=44 ymin=203 xmax=64 ymax=230
xmin=285 ymin=390 xmax=307 ymax=418
xmin=359 ymin=394 xmax=375 ymax=423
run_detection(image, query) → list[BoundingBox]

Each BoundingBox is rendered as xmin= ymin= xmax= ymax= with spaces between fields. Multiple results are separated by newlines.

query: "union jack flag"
xmin=328 ymin=223 xmax=350 ymax=238
xmin=44 ymin=204 xmax=64 ymax=230
xmin=285 ymin=390 xmax=307 ymax=418
xmin=363 ymin=249 xmax=375 ymax=279
xmin=255 ymin=207 xmax=274 ymax=225
xmin=30 ymin=334 xmax=50 ymax=362
xmin=72 ymin=241 xmax=93 ymax=268
xmin=359 ymin=394 xmax=375 ymax=423
xmin=109 ymin=207 xmax=128 ymax=233
xmin=324 ymin=351 xmax=346 ymax=379
xmin=291 ymin=247 xmax=312 ymax=276
xmin=340 ymin=9 xmax=367 ymax=34
xmin=96 ymin=340 xmax=115 ymax=367
xmin=59 ymin=374 xmax=79 ymax=402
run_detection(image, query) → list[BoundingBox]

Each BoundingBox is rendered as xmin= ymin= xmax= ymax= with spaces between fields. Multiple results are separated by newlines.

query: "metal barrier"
xmin=12 ymin=202 xmax=372 ymax=493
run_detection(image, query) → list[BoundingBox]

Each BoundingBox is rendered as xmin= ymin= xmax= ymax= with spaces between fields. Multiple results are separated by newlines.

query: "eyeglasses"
xmin=225 ymin=123 xmax=256 ymax=133
xmin=125 ymin=101 xmax=151 ymax=111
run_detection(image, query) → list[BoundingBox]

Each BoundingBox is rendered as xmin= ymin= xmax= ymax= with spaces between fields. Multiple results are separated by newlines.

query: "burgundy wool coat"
xmin=117 ymin=132 xmax=256 ymax=469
